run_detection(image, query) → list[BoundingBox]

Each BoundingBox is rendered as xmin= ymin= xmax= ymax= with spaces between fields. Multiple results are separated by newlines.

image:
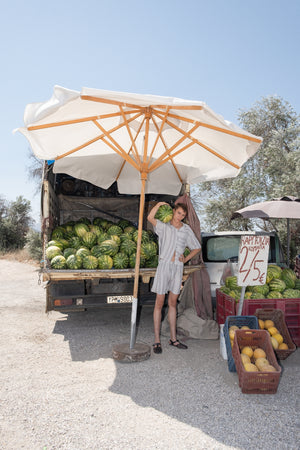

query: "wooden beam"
xmin=27 ymin=109 xmax=140 ymax=131
xmin=153 ymin=111 xmax=241 ymax=170
xmin=148 ymin=107 xmax=170 ymax=162
xmin=151 ymin=105 xmax=203 ymax=110
xmin=81 ymin=95 xmax=142 ymax=110
xmin=152 ymin=108 xmax=262 ymax=143
xmin=119 ymin=106 xmax=141 ymax=165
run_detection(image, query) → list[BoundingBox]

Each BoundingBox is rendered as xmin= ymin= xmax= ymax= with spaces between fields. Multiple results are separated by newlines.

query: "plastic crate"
xmin=243 ymin=298 xmax=300 ymax=347
xmin=223 ymin=316 xmax=259 ymax=372
xmin=216 ymin=289 xmax=239 ymax=324
xmin=254 ymin=309 xmax=296 ymax=360
xmin=232 ymin=329 xmax=281 ymax=394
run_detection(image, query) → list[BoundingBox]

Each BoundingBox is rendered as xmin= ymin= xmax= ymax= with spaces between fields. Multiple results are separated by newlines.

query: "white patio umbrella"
xmin=232 ymin=196 xmax=300 ymax=266
xmin=16 ymin=85 xmax=263 ymax=350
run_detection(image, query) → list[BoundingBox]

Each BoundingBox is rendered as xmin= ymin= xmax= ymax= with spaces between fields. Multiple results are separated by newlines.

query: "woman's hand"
xmin=179 ymin=254 xmax=186 ymax=263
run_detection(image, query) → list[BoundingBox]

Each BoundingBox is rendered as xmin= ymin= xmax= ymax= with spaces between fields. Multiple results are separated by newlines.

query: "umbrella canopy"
xmin=231 ymin=196 xmax=300 ymax=266
xmin=17 ymin=85 xmax=263 ymax=348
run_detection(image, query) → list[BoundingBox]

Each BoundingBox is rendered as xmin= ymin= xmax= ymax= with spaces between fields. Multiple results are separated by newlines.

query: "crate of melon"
xmin=232 ymin=329 xmax=281 ymax=394
xmin=254 ymin=308 xmax=296 ymax=360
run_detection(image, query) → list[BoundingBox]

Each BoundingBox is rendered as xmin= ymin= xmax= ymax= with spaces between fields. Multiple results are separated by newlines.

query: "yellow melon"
xmin=244 ymin=363 xmax=259 ymax=372
xmin=229 ymin=329 xmax=236 ymax=340
xmin=253 ymin=348 xmax=266 ymax=360
xmin=268 ymin=326 xmax=279 ymax=336
xmin=270 ymin=336 xmax=279 ymax=349
xmin=241 ymin=354 xmax=251 ymax=365
xmin=241 ymin=326 xmax=250 ymax=330
xmin=258 ymin=319 xmax=265 ymax=330
xmin=278 ymin=342 xmax=288 ymax=350
xmin=264 ymin=320 xmax=274 ymax=329
xmin=261 ymin=364 xmax=277 ymax=372
xmin=241 ymin=346 xmax=253 ymax=358
xmin=255 ymin=357 xmax=269 ymax=370
xmin=272 ymin=333 xmax=284 ymax=345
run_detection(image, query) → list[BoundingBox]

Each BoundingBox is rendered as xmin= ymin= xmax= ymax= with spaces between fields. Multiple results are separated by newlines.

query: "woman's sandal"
xmin=169 ymin=339 xmax=188 ymax=349
xmin=153 ymin=343 xmax=162 ymax=354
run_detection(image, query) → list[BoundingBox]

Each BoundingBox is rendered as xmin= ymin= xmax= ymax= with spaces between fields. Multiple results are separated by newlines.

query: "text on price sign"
xmin=237 ymin=235 xmax=270 ymax=286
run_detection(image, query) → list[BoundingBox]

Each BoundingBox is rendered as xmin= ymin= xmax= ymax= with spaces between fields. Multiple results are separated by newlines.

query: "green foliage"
xmin=193 ymin=95 xmax=300 ymax=263
xmin=0 ymin=196 xmax=32 ymax=251
xmin=25 ymin=229 xmax=42 ymax=261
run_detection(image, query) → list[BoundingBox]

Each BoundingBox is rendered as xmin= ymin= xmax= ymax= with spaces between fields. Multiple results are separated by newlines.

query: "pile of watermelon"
xmin=46 ymin=217 xmax=160 ymax=270
xmin=220 ymin=264 xmax=300 ymax=300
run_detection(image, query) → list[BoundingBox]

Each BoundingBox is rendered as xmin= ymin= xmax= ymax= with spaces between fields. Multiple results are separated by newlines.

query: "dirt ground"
xmin=0 ymin=259 xmax=299 ymax=450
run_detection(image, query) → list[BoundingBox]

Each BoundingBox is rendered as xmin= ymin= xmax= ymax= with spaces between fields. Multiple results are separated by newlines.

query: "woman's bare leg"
xmin=168 ymin=291 xmax=179 ymax=342
xmin=153 ymin=294 xmax=165 ymax=343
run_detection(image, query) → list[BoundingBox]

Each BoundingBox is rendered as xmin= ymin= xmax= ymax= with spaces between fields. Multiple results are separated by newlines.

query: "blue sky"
xmin=1 ymin=0 xmax=299 ymax=225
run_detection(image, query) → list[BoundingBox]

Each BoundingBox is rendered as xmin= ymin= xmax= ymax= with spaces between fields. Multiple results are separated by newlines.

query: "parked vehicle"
xmin=41 ymin=163 xmax=201 ymax=312
xmin=201 ymin=231 xmax=286 ymax=307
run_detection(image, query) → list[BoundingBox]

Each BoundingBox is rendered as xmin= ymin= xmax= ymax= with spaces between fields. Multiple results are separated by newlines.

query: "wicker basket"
xmin=254 ymin=309 xmax=296 ymax=360
xmin=223 ymin=316 xmax=259 ymax=372
xmin=232 ymin=329 xmax=281 ymax=394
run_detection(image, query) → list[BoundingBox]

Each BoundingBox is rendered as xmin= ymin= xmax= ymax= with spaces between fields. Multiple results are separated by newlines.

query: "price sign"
xmin=237 ymin=235 xmax=270 ymax=286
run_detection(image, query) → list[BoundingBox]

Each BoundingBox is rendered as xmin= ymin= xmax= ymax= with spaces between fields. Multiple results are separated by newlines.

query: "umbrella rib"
xmin=150 ymin=116 xmax=184 ymax=183
xmin=92 ymin=119 xmax=140 ymax=171
xmin=147 ymin=107 xmax=170 ymax=163
xmin=116 ymin=116 xmax=146 ymax=181
xmin=153 ymin=111 xmax=241 ymax=170
xmin=151 ymin=105 xmax=203 ymax=110
xmin=152 ymin=108 xmax=262 ymax=143
xmin=81 ymin=95 xmax=144 ymax=110
xmin=149 ymin=118 xmax=201 ymax=172
xmin=119 ymin=106 xmax=141 ymax=166
xmin=55 ymin=111 xmax=143 ymax=161
xmin=27 ymin=110 xmax=140 ymax=131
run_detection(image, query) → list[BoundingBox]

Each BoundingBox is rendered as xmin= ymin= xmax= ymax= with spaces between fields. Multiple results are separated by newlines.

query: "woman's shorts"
xmin=151 ymin=260 xmax=183 ymax=295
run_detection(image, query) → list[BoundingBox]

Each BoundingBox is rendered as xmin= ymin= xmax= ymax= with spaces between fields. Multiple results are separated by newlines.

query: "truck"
xmin=41 ymin=162 xmax=202 ymax=312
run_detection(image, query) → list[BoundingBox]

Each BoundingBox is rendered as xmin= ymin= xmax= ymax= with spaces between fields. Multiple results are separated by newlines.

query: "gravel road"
xmin=0 ymin=259 xmax=299 ymax=450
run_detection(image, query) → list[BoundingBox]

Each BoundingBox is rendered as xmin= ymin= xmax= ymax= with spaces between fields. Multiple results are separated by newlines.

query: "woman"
xmin=147 ymin=201 xmax=201 ymax=354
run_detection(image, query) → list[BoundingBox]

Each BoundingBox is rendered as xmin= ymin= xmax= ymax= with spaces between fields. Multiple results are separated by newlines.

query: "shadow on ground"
xmin=52 ymin=306 xmax=300 ymax=450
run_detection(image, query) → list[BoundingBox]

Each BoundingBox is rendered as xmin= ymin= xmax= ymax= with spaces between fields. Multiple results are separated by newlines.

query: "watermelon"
xmin=46 ymin=246 xmax=62 ymax=260
xmin=282 ymin=289 xmax=300 ymax=298
xmin=98 ymin=255 xmax=113 ymax=270
xmin=147 ymin=230 xmax=156 ymax=241
xmin=132 ymin=230 xmax=150 ymax=244
xmin=141 ymin=241 xmax=157 ymax=260
xmin=55 ymin=238 xmax=70 ymax=250
xmin=51 ymin=226 xmax=66 ymax=240
xmin=107 ymin=225 xmax=123 ymax=236
xmin=82 ymin=255 xmax=98 ymax=269
xmin=81 ymin=231 xmax=97 ymax=249
xmin=252 ymin=284 xmax=269 ymax=296
xmin=78 ymin=217 xmax=91 ymax=225
xmin=129 ymin=253 xmax=146 ymax=268
xmin=74 ymin=222 xmax=89 ymax=238
xmin=47 ymin=240 xmax=64 ymax=251
xmin=93 ymin=217 xmax=103 ymax=227
xmin=98 ymin=239 xmax=119 ymax=257
xmin=89 ymin=225 xmax=103 ymax=237
xmin=120 ymin=232 xmax=133 ymax=242
xmin=250 ymin=292 xmax=265 ymax=299
xmin=110 ymin=235 xmax=121 ymax=246
xmin=51 ymin=255 xmax=67 ymax=269
xmin=117 ymin=219 xmax=131 ymax=230
xmin=155 ymin=204 xmax=173 ymax=223
xmin=63 ymin=248 xmax=77 ymax=259
xmin=219 ymin=286 xmax=231 ymax=295
xmin=281 ymin=268 xmax=297 ymax=289
xmin=123 ymin=226 xmax=136 ymax=235
xmin=269 ymin=279 xmax=286 ymax=293
xmin=183 ymin=247 xmax=191 ymax=257
xmin=120 ymin=239 xmax=137 ymax=256
xmin=62 ymin=224 xmax=74 ymax=239
xmin=267 ymin=264 xmax=282 ymax=279
xmin=68 ymin=236 xmax=82 ymax=249
xmin=97 ymin=232 xmax=109 ymax=244
xmin=91 ymin=245 xmax=104 ymax=258
xmin=225 ymin=276 xmax=238 ymax=290
xmin=295 ymin=279 xmax=300 ymax=290
xmin=66 ymin=254 xmax=82 ymax=269
xmin=267 ymin=291 xmax=283 ymax=299
xmin=113 ymin=252 xmax=129 ymax=269
xmin=145 ymin=255 xmax=159 ymax=268
xmin=76 ymin=247 xmax=91 ymax=259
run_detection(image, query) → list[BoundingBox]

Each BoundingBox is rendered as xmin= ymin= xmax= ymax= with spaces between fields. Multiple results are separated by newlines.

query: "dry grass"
xmin=0 ymin=249 xmax=40 ymax=267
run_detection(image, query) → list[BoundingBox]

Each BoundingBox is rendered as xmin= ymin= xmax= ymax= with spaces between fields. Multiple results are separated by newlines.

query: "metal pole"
xmin=287 ymin=218 xmax=290 ymax=267
xmin=237 ymin=286 xmax=246 ymax=316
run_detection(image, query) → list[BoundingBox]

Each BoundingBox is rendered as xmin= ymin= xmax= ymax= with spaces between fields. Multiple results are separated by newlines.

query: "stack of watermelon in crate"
xmin=216 ymin=264 xmax=300 ymax=347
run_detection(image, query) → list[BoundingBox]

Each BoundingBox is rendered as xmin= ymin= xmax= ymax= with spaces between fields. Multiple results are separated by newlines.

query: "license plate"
xmin=107 ymin=295 xmax=133 ymax=304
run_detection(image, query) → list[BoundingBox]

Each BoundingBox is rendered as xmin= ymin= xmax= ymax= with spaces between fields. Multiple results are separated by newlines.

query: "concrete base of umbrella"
xmin=112 ymin=342 xmax=151 ymax=362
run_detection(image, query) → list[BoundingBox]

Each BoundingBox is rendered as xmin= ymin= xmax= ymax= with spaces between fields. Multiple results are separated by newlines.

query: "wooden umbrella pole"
xmin=130 ymin=172 xmax=147 ymax=349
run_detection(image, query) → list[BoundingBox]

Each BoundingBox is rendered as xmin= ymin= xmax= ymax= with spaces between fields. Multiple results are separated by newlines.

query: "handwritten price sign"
xmin=237 ymin=235 xmax=270 ymax=286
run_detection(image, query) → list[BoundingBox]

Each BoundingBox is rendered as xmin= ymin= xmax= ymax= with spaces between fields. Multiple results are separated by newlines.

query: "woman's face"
xmin=173 ymin=207 xmax=186 ymax=222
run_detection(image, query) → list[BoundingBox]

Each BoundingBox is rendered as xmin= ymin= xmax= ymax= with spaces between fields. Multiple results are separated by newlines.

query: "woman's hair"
xmin=173 ymin=203 xmax=188 ymax=215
